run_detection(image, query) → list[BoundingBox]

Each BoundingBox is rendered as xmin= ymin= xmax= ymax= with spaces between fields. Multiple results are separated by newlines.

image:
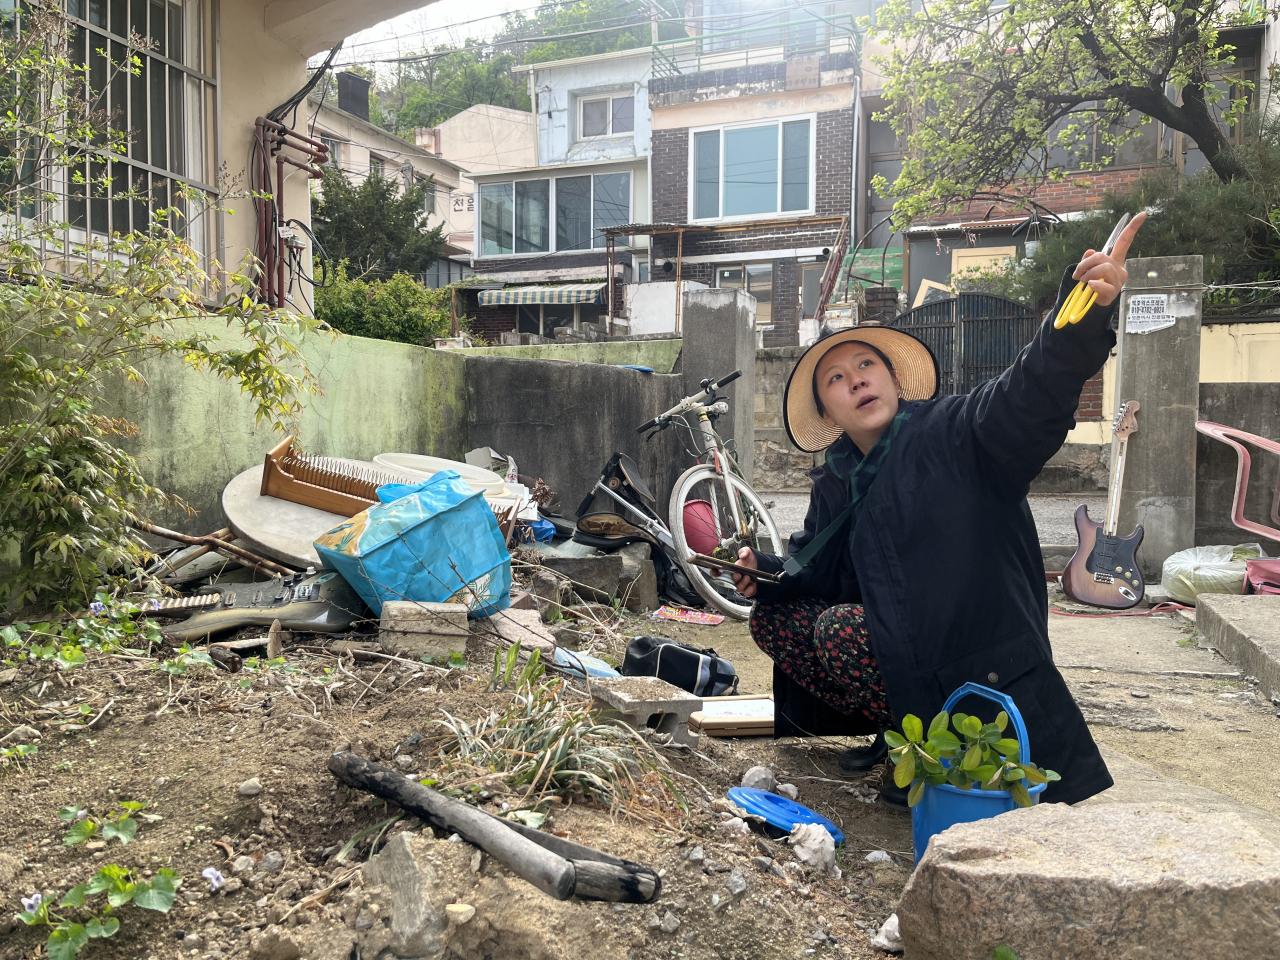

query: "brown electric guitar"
xmin=1062 ymin=401 xmax=1145 ymax=609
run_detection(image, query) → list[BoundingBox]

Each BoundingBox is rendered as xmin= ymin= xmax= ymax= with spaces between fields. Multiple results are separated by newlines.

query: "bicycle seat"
xmin=615 ymin=453 xmax=656 ymax=505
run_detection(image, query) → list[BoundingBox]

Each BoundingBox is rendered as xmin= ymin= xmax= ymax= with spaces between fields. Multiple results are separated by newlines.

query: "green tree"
xmin=376 ymin=0 xmax=688 ymax=134
xmin=311 ymin=166 xmax=445 ymax=276
xmin=869 ymin=0 xmax=1264 ymax=224
xmin=314 ymin=265 xmax=454 ymax=345
xmin=385 ymin=47 xmax=528 ymax=133
xmin=955 ymin=109 xmax=1280 ymax=308
xmin=0 ymin=3 xmax=317 ymax=612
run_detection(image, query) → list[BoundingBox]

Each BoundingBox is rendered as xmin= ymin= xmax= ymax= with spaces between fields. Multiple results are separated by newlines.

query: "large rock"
xmin=362 ymin=833 xmax=451 ymax=958
xmin=898 ymin=801 xmax=1280 ymax=960
xmin=539 ymin=555 xmax=624 ymax=604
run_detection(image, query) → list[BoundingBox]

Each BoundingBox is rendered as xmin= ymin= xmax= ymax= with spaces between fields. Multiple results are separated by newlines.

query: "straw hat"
xmin=783 ymin=325 xmax=939 ymax=452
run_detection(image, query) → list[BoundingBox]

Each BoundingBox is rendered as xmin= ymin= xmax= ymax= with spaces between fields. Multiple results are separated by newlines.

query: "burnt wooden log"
xmin=327 ymin=751 xmax=661 ymax=903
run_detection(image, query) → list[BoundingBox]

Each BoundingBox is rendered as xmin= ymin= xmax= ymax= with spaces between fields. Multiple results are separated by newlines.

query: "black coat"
xmin=754 ymin=270 xmax=1114 ymax=805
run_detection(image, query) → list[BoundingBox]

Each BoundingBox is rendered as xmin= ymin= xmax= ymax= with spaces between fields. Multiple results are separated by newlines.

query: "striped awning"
xmin=478 ymin=283 xmax=606 ymax=306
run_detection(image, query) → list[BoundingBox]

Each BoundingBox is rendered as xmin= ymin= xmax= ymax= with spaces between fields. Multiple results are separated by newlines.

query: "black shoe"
xmin=837 ymin=730 xmax=888 ymax=777
xmin=877 ymin=779 xmax=910 ymax=813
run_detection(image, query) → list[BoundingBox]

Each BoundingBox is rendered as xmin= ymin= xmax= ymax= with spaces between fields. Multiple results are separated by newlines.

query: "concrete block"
xmin=1195 ymin=594 xmax=1280 ymax=703
xmin=539 ymin=554 xmax=624 ymax=604
xmin=589 ymin=676 xmax=703 ymax=747
xmin=616 ymin=542 xmax=660 ymax=613
xmin=682 ymin=288 xmax=757 ymax=484
xmin=379 ymin=601 xmax=469 ymax=660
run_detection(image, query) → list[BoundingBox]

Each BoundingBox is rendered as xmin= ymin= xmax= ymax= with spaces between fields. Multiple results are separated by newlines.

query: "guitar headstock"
xmin=1113 ymin=400 xmax=1140 ymax=440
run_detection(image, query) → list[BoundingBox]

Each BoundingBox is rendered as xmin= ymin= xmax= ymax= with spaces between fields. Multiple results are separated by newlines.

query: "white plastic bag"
xmin=1162 ymin=543 xmax=1266 ymax=605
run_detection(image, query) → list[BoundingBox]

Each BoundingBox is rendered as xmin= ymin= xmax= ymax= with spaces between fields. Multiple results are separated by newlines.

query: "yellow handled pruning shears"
xmin=1053 ymin=212 xmax=1132 ymax=329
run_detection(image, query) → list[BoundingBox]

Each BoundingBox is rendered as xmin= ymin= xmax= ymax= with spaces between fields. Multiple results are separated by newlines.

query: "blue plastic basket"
xmin=911 ymin=682 xmax=1046 ymax=864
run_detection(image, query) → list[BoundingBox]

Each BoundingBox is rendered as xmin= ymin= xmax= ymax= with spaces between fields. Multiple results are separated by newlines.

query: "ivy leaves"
xmin=886 ymin=709 xmax=1061 ymax=808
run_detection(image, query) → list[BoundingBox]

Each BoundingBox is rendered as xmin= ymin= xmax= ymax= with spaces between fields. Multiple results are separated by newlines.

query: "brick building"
xmin=638 ymin=10 xmax=861 ymax=347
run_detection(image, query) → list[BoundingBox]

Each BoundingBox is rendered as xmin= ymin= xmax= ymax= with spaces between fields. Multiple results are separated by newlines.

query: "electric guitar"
xmin=1062 ymin=401 xmax=1145 ymax=609
xmin=162 ymin=570 xmax=371 ymax=643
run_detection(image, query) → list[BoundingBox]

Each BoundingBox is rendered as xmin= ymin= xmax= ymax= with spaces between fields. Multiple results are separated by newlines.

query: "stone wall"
xmin=754 ymin=345 xmax=817 ymax=491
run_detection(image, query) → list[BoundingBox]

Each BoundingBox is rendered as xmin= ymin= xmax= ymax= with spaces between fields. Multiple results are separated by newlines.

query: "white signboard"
xmin=1126 ymin=293 xmax=1177 ymax=334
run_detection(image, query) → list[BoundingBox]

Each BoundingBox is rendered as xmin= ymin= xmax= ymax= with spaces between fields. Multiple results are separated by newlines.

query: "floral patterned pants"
xmin=750 ymin=597 xmax=894 ymax=726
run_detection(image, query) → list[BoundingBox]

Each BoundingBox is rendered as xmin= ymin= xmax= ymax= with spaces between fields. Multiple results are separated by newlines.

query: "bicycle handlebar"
xmin=636 ymin=369 xmax=742 ymax=433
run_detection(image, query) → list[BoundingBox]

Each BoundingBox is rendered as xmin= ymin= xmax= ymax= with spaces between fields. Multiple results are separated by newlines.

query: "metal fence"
xmin=891 ymin=294 xmax=1040 ymax=395
xmin=651 ymin=15 xmax=860 ymax=80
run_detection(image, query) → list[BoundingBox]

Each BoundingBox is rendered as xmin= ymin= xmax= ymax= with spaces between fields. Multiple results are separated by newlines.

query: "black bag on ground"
xmin=621 ymin=636 xmax=739 ymax=697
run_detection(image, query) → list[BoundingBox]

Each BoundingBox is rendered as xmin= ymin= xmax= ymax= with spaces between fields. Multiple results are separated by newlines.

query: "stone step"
xmin=1195 ymin=594 xmax=1280 ymax=705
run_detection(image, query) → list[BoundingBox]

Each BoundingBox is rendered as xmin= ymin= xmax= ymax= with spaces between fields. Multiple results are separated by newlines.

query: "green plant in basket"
xmin=885 ymin=710 xmax=1060 ymax=808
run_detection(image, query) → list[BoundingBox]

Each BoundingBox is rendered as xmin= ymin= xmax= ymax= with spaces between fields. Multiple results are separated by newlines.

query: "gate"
xmin=891 ymin=293 xmax=1039 ymax=395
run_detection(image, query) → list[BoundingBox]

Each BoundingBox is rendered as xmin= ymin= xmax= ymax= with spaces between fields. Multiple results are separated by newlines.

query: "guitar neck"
xmin=1105 ymin=437 xmax=1130 ymax=538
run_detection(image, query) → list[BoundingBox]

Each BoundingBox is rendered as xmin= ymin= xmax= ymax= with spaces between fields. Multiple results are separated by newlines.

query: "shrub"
xmin=314 ymin=264 xmax=454 ymax=345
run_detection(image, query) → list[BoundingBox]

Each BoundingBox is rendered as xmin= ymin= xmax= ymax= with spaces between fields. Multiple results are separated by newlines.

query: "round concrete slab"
xmin=222 ymin=464 xmax=351 ymax=568
xmin=223 ymin=462 xmax=527 ymax=568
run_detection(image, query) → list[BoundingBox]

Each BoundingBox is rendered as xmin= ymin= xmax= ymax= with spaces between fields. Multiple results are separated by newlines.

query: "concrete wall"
xmin=1197 ymin=383 xmax=1280 ymax=555
xmin=107 ymin=323 xmax=469 ymax=534
xmin=463 ymin=357 xmax=687 ymax=516
xmin=520 ymin=50 xmax=652 ymax=167
xmin=436 ymin=105 xmax=537 ymax=175
xmin=459 ymin=338 xmax=683 ymax=372
xmin=627 ymin=281 xmax=706 ymax=336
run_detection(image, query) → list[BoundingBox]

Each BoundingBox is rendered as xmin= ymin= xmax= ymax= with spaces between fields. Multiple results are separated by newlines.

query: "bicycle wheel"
xmin=669 ymin=464 xmax=784 ymax=620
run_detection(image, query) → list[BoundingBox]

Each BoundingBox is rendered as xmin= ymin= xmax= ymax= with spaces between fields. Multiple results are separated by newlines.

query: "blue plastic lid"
xmin=727 ymin=787 xmax=844 ymax=845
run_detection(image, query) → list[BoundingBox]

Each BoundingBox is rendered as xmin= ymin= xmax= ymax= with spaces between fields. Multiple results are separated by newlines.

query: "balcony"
xmin=651 ymin=15 xmax=861 ymax=80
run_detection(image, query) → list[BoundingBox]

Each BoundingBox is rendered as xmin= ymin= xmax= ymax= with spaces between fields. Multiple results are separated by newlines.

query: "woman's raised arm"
xmin=962 ymin=214 xmax=1145 ymax=495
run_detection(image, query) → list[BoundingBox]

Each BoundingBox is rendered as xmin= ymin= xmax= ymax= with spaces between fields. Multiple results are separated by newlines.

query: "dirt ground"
xmin=0 ymin=599 xmax=913 ymax=960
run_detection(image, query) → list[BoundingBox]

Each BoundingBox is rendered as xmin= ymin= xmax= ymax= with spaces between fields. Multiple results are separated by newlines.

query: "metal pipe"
xmin=276 ymin=151 xmax=286 ymax=308
xmin=675 ymin=229 xmax=684 ymax=333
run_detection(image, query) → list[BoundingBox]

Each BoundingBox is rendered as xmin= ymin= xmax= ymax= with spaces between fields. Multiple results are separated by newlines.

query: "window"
xmin=62 ymin=0 xmax=217 ymax=251
xmin=592 ymin=172 xmax=629 ymax=248
xmin=480 ymin=173 xmax=631 ymax=257
xmin=692 ymin=119 xmax=812 ymax=220
xmin=515 ymin=179 xmax=550 ymax=253
xmin=480 ymin=182 xmax=514 ymax=255
xmin=419 ymin=179 xmax=435 ymax=216
xmin=555 ymin=176 xmax=592 ymax=251
xmin=369 ymin=154 xmax=386 ymax=178
xmin=580 ymin=94 xmax=634 ymax=139
xmin=716 ymin=263 xmax=774 ymax=327
xmin=320 ymin=136 xmax=341 ymax=167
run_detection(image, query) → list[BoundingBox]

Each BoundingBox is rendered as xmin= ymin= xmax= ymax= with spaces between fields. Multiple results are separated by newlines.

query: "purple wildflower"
xmin=20 ymin=893 xmax=42 ymax=913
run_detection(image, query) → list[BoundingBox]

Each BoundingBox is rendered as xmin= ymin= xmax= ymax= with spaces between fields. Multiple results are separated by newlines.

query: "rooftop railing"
xmin=651 ymin=14 xmax=861 ymax=80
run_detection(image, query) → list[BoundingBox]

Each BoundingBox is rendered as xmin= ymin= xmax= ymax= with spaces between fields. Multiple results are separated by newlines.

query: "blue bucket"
xmin=911 ymin=682 xmax=1047 ymax=864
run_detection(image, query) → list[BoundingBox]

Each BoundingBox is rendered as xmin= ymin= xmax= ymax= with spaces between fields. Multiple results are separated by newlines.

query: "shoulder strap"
xmin=782 ymin=501 xmax=853 ymax=578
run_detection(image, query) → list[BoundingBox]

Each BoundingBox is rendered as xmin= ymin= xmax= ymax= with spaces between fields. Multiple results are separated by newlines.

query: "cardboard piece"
xmin=688 ymin=694 xmax=774 ymax=737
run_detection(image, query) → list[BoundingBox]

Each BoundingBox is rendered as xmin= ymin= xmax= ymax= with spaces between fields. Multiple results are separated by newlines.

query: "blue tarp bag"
xmin=313 ymin=470 xmax=511 ymax=617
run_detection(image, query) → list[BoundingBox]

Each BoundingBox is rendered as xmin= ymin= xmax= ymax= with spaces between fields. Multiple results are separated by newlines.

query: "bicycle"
xmin=586 ymin=370 xmax=782 ymax=619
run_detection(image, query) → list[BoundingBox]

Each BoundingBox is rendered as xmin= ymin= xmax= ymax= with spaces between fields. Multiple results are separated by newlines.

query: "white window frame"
xmin=687 ymin=113 xmax=817 ymax=223
xmin=369 ymin=154 xmax=386 ymax=178
xmin=473 ymin=171 xmax=633 ymax=260
xmin=578 ymin=92 xmax=636 ymax=141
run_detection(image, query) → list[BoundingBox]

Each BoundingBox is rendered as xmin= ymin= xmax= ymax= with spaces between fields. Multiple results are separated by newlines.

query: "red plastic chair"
xmin=1194 ymin=421 xmax=1280 ymax=541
